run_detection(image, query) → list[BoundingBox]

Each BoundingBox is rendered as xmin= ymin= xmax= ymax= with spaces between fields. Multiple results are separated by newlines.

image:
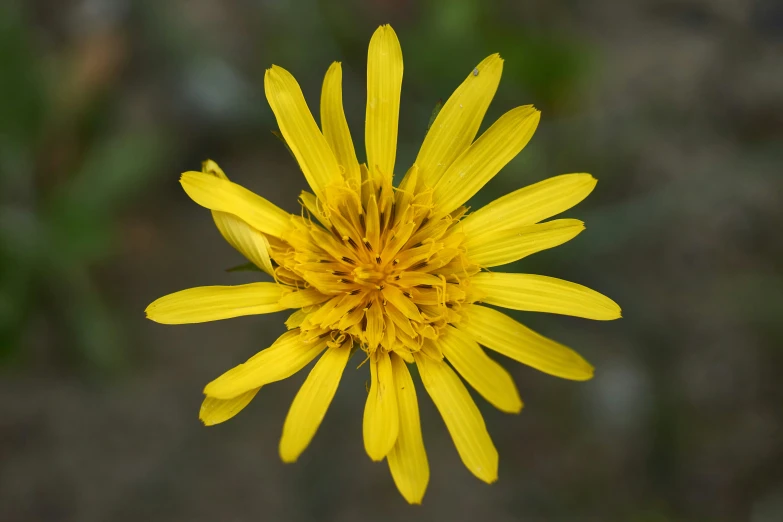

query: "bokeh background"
xmin=1 ymin=0 xmax=782 ymax=520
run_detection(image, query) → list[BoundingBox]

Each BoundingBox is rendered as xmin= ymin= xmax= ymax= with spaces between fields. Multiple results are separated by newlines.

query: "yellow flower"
xmin=146 ymin=24 xmax=621 ymax=504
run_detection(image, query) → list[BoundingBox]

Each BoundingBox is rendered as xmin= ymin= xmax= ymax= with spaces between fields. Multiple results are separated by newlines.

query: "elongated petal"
xmin=200 ymin=160 xmax=275 ymax=275
xmin=145 ymin=283 xmax=285 ymax=324
xmin=433 ymin=106 xmax=540 ymax=214
xmin=199 ymin=389 xmax=259 ymax=426
xmin=321 ymin=62 xmax=361 ymax=191
xmin=365 ymin=24 xmax=403 ymax=181
xmin=265 ymin=65 xmax=342 ymax=201
xmin=438 ymin=326 xmax=522 ymax=413
xmin=180 ymin=172 xmax=292 ymax=238
xmin=279 ymin=343 xmax=351 ymax=462
xmin=414 ymin=353 xmax=498 ymax=483
xmin=471 ymin=272 xmax=621 ymax=320
xmin=204 ymin=330 xmax=329 ymax=399
xmin=363 ymin=351 xmax=399 ymax=461
xmin=416 ymin=54 xmax=503 ymax=189
xmin=387 ymin=354 xmax=429 ymax=504
xmin=458 ymin=304 xmax=594 ymax=380
xmin=465 ymin=219 xmax=585 ymax=267
xmin=278 ymin=288 xmax=331 ymax=309
xmin=460 ymin=173 xmax=597 ymax=237
xmin=213 ymin=212 xmax=275 ymax=275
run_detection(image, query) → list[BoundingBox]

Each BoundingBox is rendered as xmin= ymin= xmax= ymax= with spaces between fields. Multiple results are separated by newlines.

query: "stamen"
xmin=348 ymin=289 xmax=361 ymax=295
xmin=365 ymin=301 xmax=373 ymax=310
xmin=416 ymin=284 xmax=433 ymax=289
xmin=344 ymin=236 xmax=358 ymax=249
xmin=375 ymin=255 xmax=381 ymax=264
xmin=410 ymin=261 xmax=429 ymax=270
xmin=330 ymin=226 xmax=341 ymax=238
xmin=332 ymin=271 xmax=349 ymax=276
xmin=342 ymin=256 xmax=357 ymax=265
xmin=338 ymin=278 xmax=352 ymax=284
xmin=393 ymin=258 xmax=400 ymax=266
xmin=362 ymin=237 xmax=372 ymax=250
xmin=420 ymin=216 xmax=429 ymax=228
xmin=403 ymin=291 xmax=413 ymax=299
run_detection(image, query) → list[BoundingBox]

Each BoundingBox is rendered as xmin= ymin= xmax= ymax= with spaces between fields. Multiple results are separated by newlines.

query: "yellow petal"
xmin=363 ymin=350 xmax=400 ymax=461
xmin=204 ymin=330 xmax=329 ymax=399
xmin=321 ymin=62 xmax=361 ymax=191
xmin=438 ymin=326 xmax=522 ymax=413
xmin=199 ymin=389 xmax=259 ymax=426
xmin=180 ymin=171 xmax=292 ymax=238
xmin=416 ymin=54 xmax=503 ymax=189
xmin=387 ymin=353 xmax=429 ymax=504
xmin=381 ymin=284 xmax=422 ymax=321
xmin=460 ymin=173 xmax=597 ymax=237
xmin=278 ymin=288 xmax=331 ymax=309
xmin=264 ymin=65 xmax=342 ymax=201
xmin=365 ymin=24 xmax=403 ymax=181
xmin=465 ymin=219 xmax=585 ymax=267
xmin=145 ymin=283 xmax=285 ymax=324
xmin=432 ymin=106 xmax=540 ymax=214
xmin=199 ymin=160 xmax=276 ymax=275
xmin=458 ymin=304 xmax=594 ymax=380
xmin=470 ymin=272 xmax=622 ymax=320
xmin=279 ymin=343 xmax=351 ymax=462
xmin=414 ymin=352 xmax=498 ymax=483
xmin=213 ymin=212 xmax=275 ymax=275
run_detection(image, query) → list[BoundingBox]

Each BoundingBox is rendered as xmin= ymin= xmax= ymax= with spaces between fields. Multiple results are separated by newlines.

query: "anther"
xmin=339 ymin=278 xmax=352 ymax=284
xmin=330 ymin=226 xmax=341 ymax=238
xmin=420 ymin=216 xmax=429 ymax=228
xmin=410 ymin=261 xmax=429 ymax=270
xmin=348 ymin=289 xmax=361 ymax=295
xmin=392 ymin=258 xmax=400 ymax=266
xmin=341 ymin=256 xmax=356 ymax=265
xmin=362 ymin=238 xmax=372 ymax=249
xmin=375 ymin=255 xmax=381 ymax=264
xmin=403 ymin=291 xmax=413 ymax=299
xmin=394 ymin=275 xmax=400 ymax=280
xmin=346 ymin=237 xmax=359 ymax=249
xmin=365 ymin=301 xmax=373 ymax=310
xmin=416 ymin=284 xmax=433 ymax=289
xmin=332 ymin=271 xmax=349 ymax=276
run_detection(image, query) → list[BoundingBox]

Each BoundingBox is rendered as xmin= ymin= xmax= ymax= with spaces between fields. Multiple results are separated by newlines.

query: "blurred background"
xmin=1 ymin=0 xmax=781 ymax=520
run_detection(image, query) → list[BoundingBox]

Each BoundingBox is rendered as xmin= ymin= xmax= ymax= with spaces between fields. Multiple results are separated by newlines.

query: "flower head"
xmin=146 ymin=24 xmax=621 ymax=504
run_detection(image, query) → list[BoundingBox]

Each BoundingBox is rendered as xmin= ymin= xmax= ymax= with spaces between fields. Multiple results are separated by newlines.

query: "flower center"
xmin=268 ymin=179 xmax=479 ymax=357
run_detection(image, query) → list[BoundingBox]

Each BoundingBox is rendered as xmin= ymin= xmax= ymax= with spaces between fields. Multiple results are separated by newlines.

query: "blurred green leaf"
xmin=46 ymin=131 xmax=168 ymax=263
xmin=0 ymin=2 xmax=45 ymax=158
